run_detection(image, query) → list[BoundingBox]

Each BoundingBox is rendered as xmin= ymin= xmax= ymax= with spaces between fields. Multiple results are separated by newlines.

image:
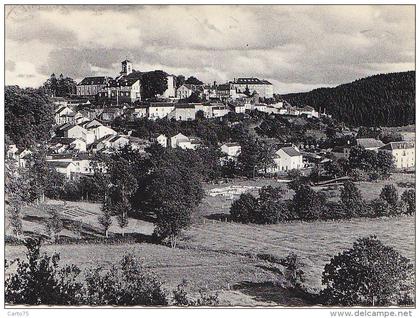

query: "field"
xmin=5 ymin=172 xmax=416 ymax=306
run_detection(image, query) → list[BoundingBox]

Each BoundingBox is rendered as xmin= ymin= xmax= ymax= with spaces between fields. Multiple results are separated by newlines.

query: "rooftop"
xmin=280 ymin=146 xmax=301 ymax=157
xmin=380 ymin=141 xmax=415 ymax=151
xmin=356 ymin=138 xmax=385 ymax=149
xmin=233 ymin=78 xmax=272 ymax=85
xmin=78 ymin=76 xmax=111 ymax=86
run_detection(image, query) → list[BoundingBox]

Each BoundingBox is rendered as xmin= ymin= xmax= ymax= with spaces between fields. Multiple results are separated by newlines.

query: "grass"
xmin=5 ymin=172 xmax=416 ymax=305
xmin=179 ymin=215 xmax=415 ymax=293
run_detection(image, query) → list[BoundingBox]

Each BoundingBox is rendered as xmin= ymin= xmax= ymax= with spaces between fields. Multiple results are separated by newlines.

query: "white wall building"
xmin=379 ymin=141 xmax=415 ymax=169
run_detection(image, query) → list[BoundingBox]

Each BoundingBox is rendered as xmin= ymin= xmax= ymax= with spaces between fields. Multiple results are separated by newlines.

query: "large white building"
xmin=267 ymin=146 xmax=304 ymax=173
xmin=379 ymin=141 xmax=415 ymax=169
xmin=231 ymin=77 xmax=274 ymax=98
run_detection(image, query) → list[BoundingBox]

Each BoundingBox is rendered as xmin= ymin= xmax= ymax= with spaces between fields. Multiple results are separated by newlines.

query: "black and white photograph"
xmin=2 ymin=3 xmax=416 ymax=316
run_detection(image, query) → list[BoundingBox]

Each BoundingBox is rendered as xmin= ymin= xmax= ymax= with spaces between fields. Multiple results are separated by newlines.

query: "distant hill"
xmin=281 ymin=71 xmax=415 ymax=127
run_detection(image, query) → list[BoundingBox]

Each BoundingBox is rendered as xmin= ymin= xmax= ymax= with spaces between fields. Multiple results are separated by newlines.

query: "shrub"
xmin=369 ymin=198 xmax=392 ymax=217
xmin=401 ymin=189 xmax=415 ymax=215
xmin=321 ymin=201 xmax=346 ymax=220
xmin=229 ymin=193 xmax=259 ymax=223
xmin=380 ymin=184 xmax=399 ymax=206
xmin=83 ymin=254 xmax=168 ymax=305
xmin=173 ymin=280 xmax=219 ymax=306
xmin=292 ymin=185 xmax=326 ymax=220
xmin=5 ymin=238 xmax=83 ymax=305
xmin=348 ymin=168 xmax=368 ymax=181
xmin=321 ymin=236 xmax=414 ymax=306
xmin=340 ymin=181 xmax=364 ymax=217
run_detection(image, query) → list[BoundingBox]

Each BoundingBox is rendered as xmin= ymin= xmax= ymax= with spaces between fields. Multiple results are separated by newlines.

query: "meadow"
xmin=5 ymin=172 xmax=415 ymax=305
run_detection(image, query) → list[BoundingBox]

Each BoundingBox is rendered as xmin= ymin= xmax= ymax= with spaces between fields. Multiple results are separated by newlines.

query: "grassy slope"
xmin=5 ymin=172 xmax=416 ymax=305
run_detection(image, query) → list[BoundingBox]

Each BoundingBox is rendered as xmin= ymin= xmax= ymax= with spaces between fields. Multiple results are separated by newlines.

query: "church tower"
xmin=120 ymin=59 xmax=133 ymax=76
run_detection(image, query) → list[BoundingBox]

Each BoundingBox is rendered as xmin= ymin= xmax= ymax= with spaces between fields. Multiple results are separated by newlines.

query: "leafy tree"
xmin=5 ymin=86 xmax=54 ymax=148
xmin=42 ymin=73 xmax=76 ymax=97
xmin=138 ymin=148 xmax=204 ymax=246
xmin=401 ymin=189 xmax=415 ymax=215
xmin=379 ymin=184 xmax=399 ymax=206
xmin=175 ymin=75 xmax=185 ymax=88
xmin=45 ymin=207 xmax=64 ymax=242
xmin=321 ymin=236 xmax=414 ymax=306
xmin=229 ymin=193 xmax=259 ymax=223
xmin=140 ymin=70 xmax=168 ymax=99
xmin=243 ymin=85 xmax=251 ymax=97
xmin=5 ymin=238 xmax=83 ymax=305
xmin=185 ymin=76 xmax=203 ymax=85
xmin=325 ymin=159 xmax=348 ymax=178
xmin=375 ymin=150 xmax=395 ymax=179
xmin=99 ymin=198 xmax=113 ymax=238
xmin=340 ymin=181 xmax=364 ymax=217
xmin=287 ymin=169 xmax=306 ymax=191
xmin=237 ymin=137 xmax=262 ymax=178
xmin=292 ymin=185 xmax=326 ymax=220
xmin=258 ymin=141 xmax=276 ymax=174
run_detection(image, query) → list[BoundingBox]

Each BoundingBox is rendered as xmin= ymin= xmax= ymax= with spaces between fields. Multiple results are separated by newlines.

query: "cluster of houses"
xmin=6 ymin=58 xmax=414 ymax=180
xmin=331 ymin=138 xmax=415 ymax=169
xmin=75 ymin=59 xmax=275 ymax=103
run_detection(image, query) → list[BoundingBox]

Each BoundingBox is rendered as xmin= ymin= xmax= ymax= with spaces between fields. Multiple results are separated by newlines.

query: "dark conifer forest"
xmin=281 ymin=71 xmax=415 ymax=127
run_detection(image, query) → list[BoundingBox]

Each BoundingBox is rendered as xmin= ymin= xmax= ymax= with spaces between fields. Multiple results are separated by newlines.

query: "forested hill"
xmin=281 ymin=71 xmax=415 ymax=127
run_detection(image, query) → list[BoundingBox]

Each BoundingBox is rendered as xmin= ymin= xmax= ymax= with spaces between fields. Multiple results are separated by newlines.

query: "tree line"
xmin=281 ymin=71 xmax=415 ymax=127
xmin=230 ymin=181 xmax=415 ymax=224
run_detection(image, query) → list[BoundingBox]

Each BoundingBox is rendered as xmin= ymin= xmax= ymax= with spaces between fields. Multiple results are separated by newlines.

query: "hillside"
xmin=281 ymin=71 xmax=415 ymax=127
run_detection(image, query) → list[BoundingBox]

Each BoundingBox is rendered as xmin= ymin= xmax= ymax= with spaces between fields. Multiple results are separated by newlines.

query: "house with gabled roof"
xmin=49 ymin=137 xmax=87 ymax=153
xmin=54 ymin=106 xmax=74 ymax=125
xmin=48 ymin=161 xmax=77 ymax=179
xmin=221 ymin=142 xmax=241 ymax=162
xmin=266 ymin=145 xmax=304 ymax=173
xmin=148 ymin=102 xmax=176 ymax=120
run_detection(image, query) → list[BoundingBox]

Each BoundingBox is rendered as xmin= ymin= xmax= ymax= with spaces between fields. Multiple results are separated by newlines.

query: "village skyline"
xmin=5 ymin=5 xmax=415 ymax=94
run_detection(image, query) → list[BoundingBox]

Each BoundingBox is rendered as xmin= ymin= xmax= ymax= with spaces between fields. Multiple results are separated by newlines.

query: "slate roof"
xmin=50 ymin=137 xmax=77 ymax=145
xmin=280 ymin=147 xmax=301 ymax=157
xmin=234 ymin=78 xmax=272 ymax=85
xmin=356 ymin=138 xmax=385 ymax=149
xmin=222 ymin=142 xmax=241 ymax=147
xmin=150 ymin=102 xmax=176 ymax=108
xmin=175 ymin=103 xmax=196 ymax=109
xmin=380 ymin=142 xmax=415 ymax=151
xmin=48 ymin=161 xmax=75 ymax=168
xmin=78 ymin=76 xmax=111 ymax=86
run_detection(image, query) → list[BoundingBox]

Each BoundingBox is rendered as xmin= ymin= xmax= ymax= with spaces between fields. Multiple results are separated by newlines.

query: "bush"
xmin=369 ymin=198 xmax=392 ymax=217
xmin=292 ymin=185 xmax=326 ymax=220
xmin=229 ymin=193 xmax=259 ymax=223
xmin=321 ymin=236 xmax=414 ymax=306
xmin=340 ymin=181 xmax=364 ymax=217
xmin=321 ymin=202 xmax=346 ymax=220
xmin=348 ymin=168 xmax=368 ymax=181
xmin=84 ymin=254 xmax=168 ymax=305
xmin=172 ymin=280 xmax=219 ymax=306
xmin=401 ymin=189 xmax=415 ymax=215
xmin=380 ymin=184 xmax=399 ymax=206
xmin=5 ymin=238 xmax=83 ymax=305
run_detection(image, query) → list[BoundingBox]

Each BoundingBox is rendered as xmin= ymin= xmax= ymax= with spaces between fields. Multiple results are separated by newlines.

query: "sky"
xmin=5 ymin=5 xmax=415 ymax=94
